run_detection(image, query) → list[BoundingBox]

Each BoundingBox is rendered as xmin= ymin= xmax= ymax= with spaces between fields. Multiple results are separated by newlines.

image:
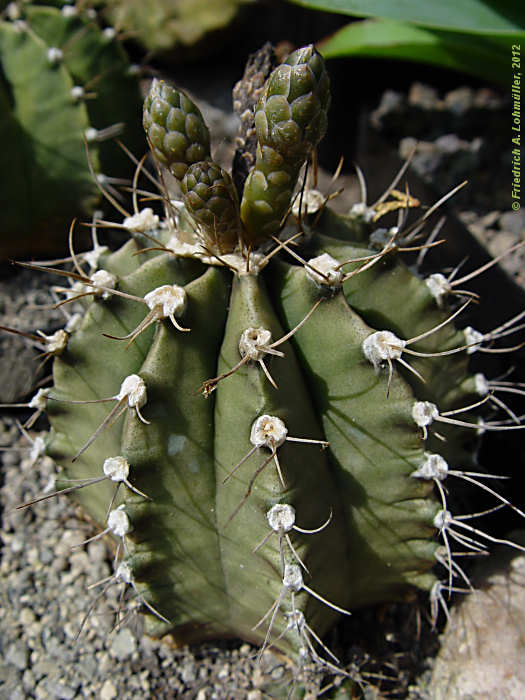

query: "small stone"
xmin=35 ymin=681 xmax=51 ymax=699
xmin=33 ymin=659 xmax=59 ymax=680
xmin=109 ymin=628 xmax=136 ymax=661
xmin=20 ymin=608 xmax=36 ymax=625
xmin=478 ymin=210 xmax=501 ymax=229
xmin=408 ymin=82 xmax=440 ymax=109
xmin=100 ymin=679 xmax=118 ymax=700
xmin=488 ymin=231 xmax=520 ymax=259
xmin=45 ymin=681 xmax=76 ymax=699
xmin=181 ymin=662 xmax=196 ymax=683
xmin=430 ymin=534 xmax=525 ymax=699
xmin=10 ymin=688 xmax=26 ymax=700
xmin=87 ymin=539 xmax=107 ymax=563
xmin=435 ymin=133 xmax=467 ymax=154
xmin=217 ymin=664 xmax=229 ymax=680
xmin=499 ymin=210 xmax=525 ymax=236
xmin=11 ymin=536 xmax=25 ymax=553
xmin=444 ymin=87 xmax=474 ymax=116
xmin=22 ymin=668 xmax=36 ymax=692
xmin=6 ymin=641 xmax=29 ymax=670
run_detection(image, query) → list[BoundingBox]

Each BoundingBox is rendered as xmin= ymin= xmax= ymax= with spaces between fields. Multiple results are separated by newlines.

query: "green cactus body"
xmin=0 ymin=3 xmax=143 ymax=256
xmin=22 ymin=44 xmax=523 ymax=688
xmin=101 ymin=0 xmax=248 ymax=56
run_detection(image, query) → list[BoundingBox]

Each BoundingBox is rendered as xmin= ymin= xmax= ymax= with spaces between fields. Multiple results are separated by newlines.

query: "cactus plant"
xmin=100 ymin=0 xmax=249 ymax=57
xmin=9 ymin=43 xmax=525 ymax=694
xmin=0 ymin=1 xmax=143 ymax=257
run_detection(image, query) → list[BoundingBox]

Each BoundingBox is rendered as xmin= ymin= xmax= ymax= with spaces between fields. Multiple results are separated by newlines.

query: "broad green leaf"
xmin=291 ymin=0 xmax=525 ymax=35
xmin=318 ymin=19 xmax=516 ymax=84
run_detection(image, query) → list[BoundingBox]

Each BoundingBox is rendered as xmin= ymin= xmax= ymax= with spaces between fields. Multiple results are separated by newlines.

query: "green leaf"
xmin=318 ymin=19 xmax=517 ymax=84
xmin=291 ymin=0 xmax=525 ymax=35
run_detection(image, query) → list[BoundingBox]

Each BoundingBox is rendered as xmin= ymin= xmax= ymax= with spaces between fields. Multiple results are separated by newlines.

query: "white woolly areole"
xmin=362 ymin=330 xmax=406 ymax=369
xmin=165 ymin=232 xmax=267 ymax=275
xmin=425 ymin=273 xmax=450 ymax=305
xmin=115 ymin=561 xmax=133 ymax=584
xmin=306 ymin=253 xmax=344 ymax=288
xmin=103 ymin=456 xmax=130 ymax=482
xmin=292 ymin=189 xmax=325 ymax=217
xmin=411 ymin=453 xmax=449 ymax=481
xmin=45 ymin=330 xmax=68 ymax=355
xmin=464 ymin=326 xmax=484 ymax=354
xmin=29 ymin=388 xmax=50 ymax=410
xmin=412 ymin=401 xmax=439 ymax=427
xmin=474 ymin=373 xmax=490 ymax=396
xmin=107 ymin=505 xmax=130 ymax=537
xmin=84 ymin=127 xmax=98 ymax=143
xmin=350 ymin=202 xmax=375 ymax=222
xmin=47 ymin=47 xmax=63 ymax=64
xmin=6 ymin=3 xmax=21 ymax=20
xmin=144 ymin=285 xmax=186 ymax=318
xmin=103 ymin=27 xmax=116 ymax=40
xmin=433 ymin=509 xmax=452 ymax=530
xmin=90 ymin=269 xmax=117 ymax=299
xmin=283 ymin=564 xmax=303 ymax=592
xmin=70 ymin=86 xmax=84 ymax=100
xmin=30 ymin=436 xmax=46 ymax=464
xmin=61 ymin=5 xmax=78 ymax=17
xmin=238 ymin=327 xmax=272 ymax=361
xmin=123 ymin=208 xmax=159 ymax=233
xmin=267 ymin=504 xmax=296 ymax=532
xmin=250 ymin=415 xmax=288 ymax=449
xmin=117 ymin=374 xmax=147 ymax=408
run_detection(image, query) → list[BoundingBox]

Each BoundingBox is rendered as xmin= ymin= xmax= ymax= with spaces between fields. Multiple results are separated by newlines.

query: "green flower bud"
xmin=240 ymin=45 xmax=330 ymax=245
xmin=143 ymin=80 xmax=210 ymax=180
xmin=181 ymin=161 xmax=240 ymax=254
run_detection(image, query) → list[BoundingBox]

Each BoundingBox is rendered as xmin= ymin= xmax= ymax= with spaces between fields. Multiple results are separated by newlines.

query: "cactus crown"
xmin=9 ymin=43 xmax=525 ymax=695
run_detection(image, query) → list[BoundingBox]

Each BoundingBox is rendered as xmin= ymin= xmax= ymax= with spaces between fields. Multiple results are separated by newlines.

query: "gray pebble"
xmin=44 ymin=680 xmax=77 ymax=700
xmin=500 ymin=210 xmax=525 ymax=236
xmin=9 ymin=688 xmax=26 ymax=700
xmin=35 ymin=680 xmax=52 ymax=699
xmin=444 ymin=87 xmax=474 ymax=116
xmin=100 ymin=679 xmax=118 ymax=700
xmin=109 ymin=628 xmax=136 ymax=661
xmin=6 ymin=641 xmax=29 ymax=670
xmin=408 ymin=83 xmax=440 ymax=109
xmin=181 ymin=662 xmax=196 ymax=684
xmin=32 ymin=659 xmax=59 ymax=680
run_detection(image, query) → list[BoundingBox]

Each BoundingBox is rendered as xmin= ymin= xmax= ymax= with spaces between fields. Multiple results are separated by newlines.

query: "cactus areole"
xmin=38 ymin=45 xmax=524 ymax=673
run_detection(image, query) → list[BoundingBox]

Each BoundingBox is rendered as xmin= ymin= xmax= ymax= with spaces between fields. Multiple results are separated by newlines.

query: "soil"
xmin=1 ymin=48 xmax=524 ymax=700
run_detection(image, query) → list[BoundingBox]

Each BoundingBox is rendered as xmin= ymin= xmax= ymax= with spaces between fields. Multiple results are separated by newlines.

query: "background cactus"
xmin=9 ymin=42 xmax=525 ymax=694
xmin=100 ymin=0 xmax=250 ymax=57
xmin=0 ymin=1 xmax=143 ymax=257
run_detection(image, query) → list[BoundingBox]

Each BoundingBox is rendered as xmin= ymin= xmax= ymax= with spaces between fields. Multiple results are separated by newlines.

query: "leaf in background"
xmin=290 ymin=0 xmax=525 ymax=35
xmin=317 ymin=19 xmax=521 ymax=85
